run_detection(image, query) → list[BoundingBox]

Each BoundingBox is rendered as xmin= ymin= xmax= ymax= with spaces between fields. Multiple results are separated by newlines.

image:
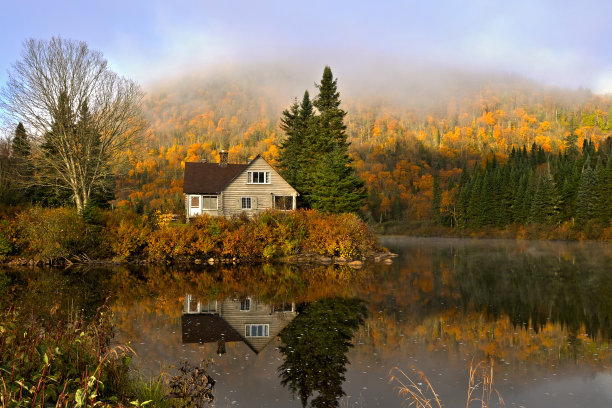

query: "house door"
xmin=189 ymin=195 xmax=202 ymax=217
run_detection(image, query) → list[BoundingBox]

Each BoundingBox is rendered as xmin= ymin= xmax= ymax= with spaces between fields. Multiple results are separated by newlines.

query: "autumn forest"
xmin=104 ymin=67 xmax=612 ymax=238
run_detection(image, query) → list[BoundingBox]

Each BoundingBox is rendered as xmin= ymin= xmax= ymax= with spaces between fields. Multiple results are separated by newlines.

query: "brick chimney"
xmin=219 ymin=150 xmax=228 ymax=167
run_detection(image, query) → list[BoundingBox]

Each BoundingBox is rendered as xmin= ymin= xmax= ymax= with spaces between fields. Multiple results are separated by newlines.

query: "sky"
xmin=1 ymin=0 xmax=612 ymax=94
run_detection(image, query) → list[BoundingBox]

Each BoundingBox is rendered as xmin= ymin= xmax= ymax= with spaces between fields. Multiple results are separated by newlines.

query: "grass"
xmin=389 ymin=360 xmax=506 ymax=408
xmin=131 ymin=372 xmax=173 ymax=408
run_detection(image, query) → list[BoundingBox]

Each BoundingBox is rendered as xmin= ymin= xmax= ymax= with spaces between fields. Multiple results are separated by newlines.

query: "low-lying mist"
xmin=143 ymin=60 xmax=598 ymax=122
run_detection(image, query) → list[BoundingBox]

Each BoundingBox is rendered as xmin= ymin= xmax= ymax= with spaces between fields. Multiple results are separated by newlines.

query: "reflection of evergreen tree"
xmin=278 ymin=297 xmax=367 ymax=408
xmin=453 ymin=248 xmax=612 ymax=339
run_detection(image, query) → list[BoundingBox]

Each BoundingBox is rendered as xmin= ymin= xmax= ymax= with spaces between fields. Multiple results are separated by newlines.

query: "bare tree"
xmin=0 ymin=37 xmax=146 ymax=211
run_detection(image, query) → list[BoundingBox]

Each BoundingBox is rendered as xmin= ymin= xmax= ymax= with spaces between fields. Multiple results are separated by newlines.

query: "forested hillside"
xmin=114 ymin=67 xmax=612 ymax=232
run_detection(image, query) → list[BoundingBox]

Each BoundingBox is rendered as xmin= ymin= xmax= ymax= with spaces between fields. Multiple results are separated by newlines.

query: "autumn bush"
xmin=0 ymin=207 xmax=379 ymax=263
xmin=15 ymin=207 xmax=99 ymax=262
xmin=140 ymin=209 xmax=378 ymax=262
xmin=0 ymin=220 xmax=17 ymax=261
xmin=300 ymin=210 xmax=377 ymax=258
xmin=102 ymin=209 xmax=152 ymax=260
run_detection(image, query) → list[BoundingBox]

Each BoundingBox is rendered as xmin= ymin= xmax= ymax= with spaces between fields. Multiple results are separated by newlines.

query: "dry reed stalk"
xmin=389 ymin=359 xmax=506 ymax=408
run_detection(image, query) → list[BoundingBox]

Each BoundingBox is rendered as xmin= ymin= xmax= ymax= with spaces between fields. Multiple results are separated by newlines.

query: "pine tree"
xmin=9 ymin=122 xmax=35 ymax=203
xmin=311 ymin=66 xmax=347 ymax=154
xmin=12 ymin=122 xmax=30 ymax=158
xmin=307 ymin=148 xmax=365 ymax=214
xmin=278 ymin=91 xmax=314 ymax=206
xmin=467 ymin=172 xmax=483 ymax=228
xmin=575 ymin=165 xmax=597 ymax=226
xmin=529 ymin=167 xmax=561 ymax=224
xmin=512 ymin=173 xmax=528 ymax=223
xmin=305 ymin=67 xmax=365 ymax=213
xmin=602 ymin=157 xmax=612 ymax=222
xmin=431 ymin=172 xmax=441 ymax=224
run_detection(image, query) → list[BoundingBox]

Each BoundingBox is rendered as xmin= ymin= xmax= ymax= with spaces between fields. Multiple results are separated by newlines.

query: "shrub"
xmin=15 ymin=207 xmax=94 ymax=262
xmin=301 ymin=210 xmax=377 ymax=258
xmin=103 ymin=210 xmax=151 ymax=260
xmin=0 ymin=219 xmax=16 ymax=261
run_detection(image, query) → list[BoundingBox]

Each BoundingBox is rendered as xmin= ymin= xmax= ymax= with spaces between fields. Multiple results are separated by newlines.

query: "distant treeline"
xmin=442 ymin=139 xmax=612 ymax=234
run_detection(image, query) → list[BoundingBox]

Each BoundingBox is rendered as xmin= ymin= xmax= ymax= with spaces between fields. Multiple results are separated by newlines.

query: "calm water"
xmin=4 ymin=237 xmax=612 ymax=407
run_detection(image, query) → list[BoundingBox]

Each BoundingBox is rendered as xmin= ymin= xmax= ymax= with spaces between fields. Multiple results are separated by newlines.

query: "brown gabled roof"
xmin=181 ymin=314 xmax=244 ymax=344
xmin=183 ymin=162 xmax=248 ymax=194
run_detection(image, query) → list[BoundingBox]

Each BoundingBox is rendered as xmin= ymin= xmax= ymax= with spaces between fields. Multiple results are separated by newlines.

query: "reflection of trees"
xmin=359 ymin=239 xmax=612 ymax=366
xmin=0 ymin=267 xmax=111 ymax=320
xmin=278 ymin=297 xmax=367 ymax=408
xmin=110 ymin=263 xmax=367 ymax=319
xmin=454 ymin=251 xmax=612 ymax=339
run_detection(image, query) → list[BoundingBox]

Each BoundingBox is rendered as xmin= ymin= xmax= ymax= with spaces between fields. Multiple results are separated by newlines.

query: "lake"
xmin=3 ymin=236 xmax=612 ymax=407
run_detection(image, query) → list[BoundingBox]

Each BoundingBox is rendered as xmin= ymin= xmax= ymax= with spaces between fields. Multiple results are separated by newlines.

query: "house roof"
xmin=181 ymin=314 xmax=244 ymax=344
xmin=181 ymin=313 xmax=263 ymax=354
xmin=183 ymin=161 xmax=249 ymax=194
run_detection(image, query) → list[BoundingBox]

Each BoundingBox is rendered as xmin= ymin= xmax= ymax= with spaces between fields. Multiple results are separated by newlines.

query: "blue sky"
xmin=1 ymin=0 xmax=612 ymax=93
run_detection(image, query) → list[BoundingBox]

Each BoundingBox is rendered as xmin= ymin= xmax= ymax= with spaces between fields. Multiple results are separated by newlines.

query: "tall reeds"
xmin=389 ymin=360 xmax=505 ymax=408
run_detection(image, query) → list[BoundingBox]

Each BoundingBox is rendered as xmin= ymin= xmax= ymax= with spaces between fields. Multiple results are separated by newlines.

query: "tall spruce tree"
xmin=12 ymin=122 xmax=29 ymax=159
xmin=278 ymin=91 xmax=313 ymax=205
xmin=575 ymin=161 xmax=597 ymax=226
xmin=280 ymin=66 xmax=365 ymax=214
xmin=8 ymin=122 xmax=34 ymax=203
xmin=431 ymin=172 xmax=441 ymax=224
xmin=529 ymin=168 xmax=561 ymax=224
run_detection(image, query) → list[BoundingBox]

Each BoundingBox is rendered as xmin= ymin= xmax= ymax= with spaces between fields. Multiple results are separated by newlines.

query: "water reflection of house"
xmin=182 ymin=295 xmax=297 ymax=354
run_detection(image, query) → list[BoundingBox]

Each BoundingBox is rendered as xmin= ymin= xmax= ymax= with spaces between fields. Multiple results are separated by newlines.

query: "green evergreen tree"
xmin=431 ymin=172 xmax=441 ymax=224
xmin=12 ymin=122 xmax=29 ymax=159
xmin=456 ymin=170 xmax=472 ymax=229
xmin=529 ymin=167 xmax=561 ymax=224
xmin=512 ymin=173 xmax=528 ymax=223
xmin=467 ymin=171 xmax=483 ymax=228
xmin=305 ymin=67 xmax=365 ymax=213
xmin=311 ymin=66 xmax=347 ymax=153
xmin=7 ymin=122 xmax=34 ymax=203
xmin=591 ymin=158 xmax=610 ymax=223
xmin=521 ymin=175 xmax=535 ymax=224
xmin=306 ymin=149 xmax=365 ymax=214
xmin=602 ymin=157 xmax=612 ymax=222
xmin=278 ymin=91 xmax=314 ymax=207
xmin=575 ymin=165 xmax=597 ymax=226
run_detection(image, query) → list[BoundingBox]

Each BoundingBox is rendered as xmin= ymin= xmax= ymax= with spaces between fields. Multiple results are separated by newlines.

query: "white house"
xmin=183 ymin=151 xmax=298 ymax=219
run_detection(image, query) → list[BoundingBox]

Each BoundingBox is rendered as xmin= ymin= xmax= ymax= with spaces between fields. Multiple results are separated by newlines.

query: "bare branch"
xmin=0 ymin=37 xmax=146 ymax=211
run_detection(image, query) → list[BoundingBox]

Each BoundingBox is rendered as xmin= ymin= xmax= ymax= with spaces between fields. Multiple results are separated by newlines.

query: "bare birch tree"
xmin=0 ymin=37 xmax=146 ymax=211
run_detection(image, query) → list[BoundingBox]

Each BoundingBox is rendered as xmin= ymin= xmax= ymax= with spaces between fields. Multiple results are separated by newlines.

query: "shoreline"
xmin=2 ymin=249 xmax=398 ymax=268
xmin=373 ymin=222 xmax=612 ymax=242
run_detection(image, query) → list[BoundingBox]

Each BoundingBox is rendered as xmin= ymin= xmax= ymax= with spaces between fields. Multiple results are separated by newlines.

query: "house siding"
xmin=221 ymin=156 xmax=297 ymax=217
xmin=217 ymin=298 xmax=296 ymax=352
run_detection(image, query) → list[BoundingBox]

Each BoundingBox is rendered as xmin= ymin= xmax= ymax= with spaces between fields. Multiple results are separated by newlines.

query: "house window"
xmin=245 ymin=324 xmax=269 ymax=337
xmin=241 ymin=197 xmax=252 ymax=209
xmin=274 ymin=196 xmax=293 ymax=210
xmin=272 ymin=302 xmax=294 ymax=313
xmin=185 ymin=294 xmax=199 ymax=313
xmin=202 ymin=195 xmax=218 ymax=210
xmin=240 ymin=298 xmax=251 ymax=311
xmin=184 ymin=294 xmax=218 ymax=314
xmin=247 ymin=171 xmax=270 ymax=184
xmin=190 ymin=196 xmax=200 ymax=208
